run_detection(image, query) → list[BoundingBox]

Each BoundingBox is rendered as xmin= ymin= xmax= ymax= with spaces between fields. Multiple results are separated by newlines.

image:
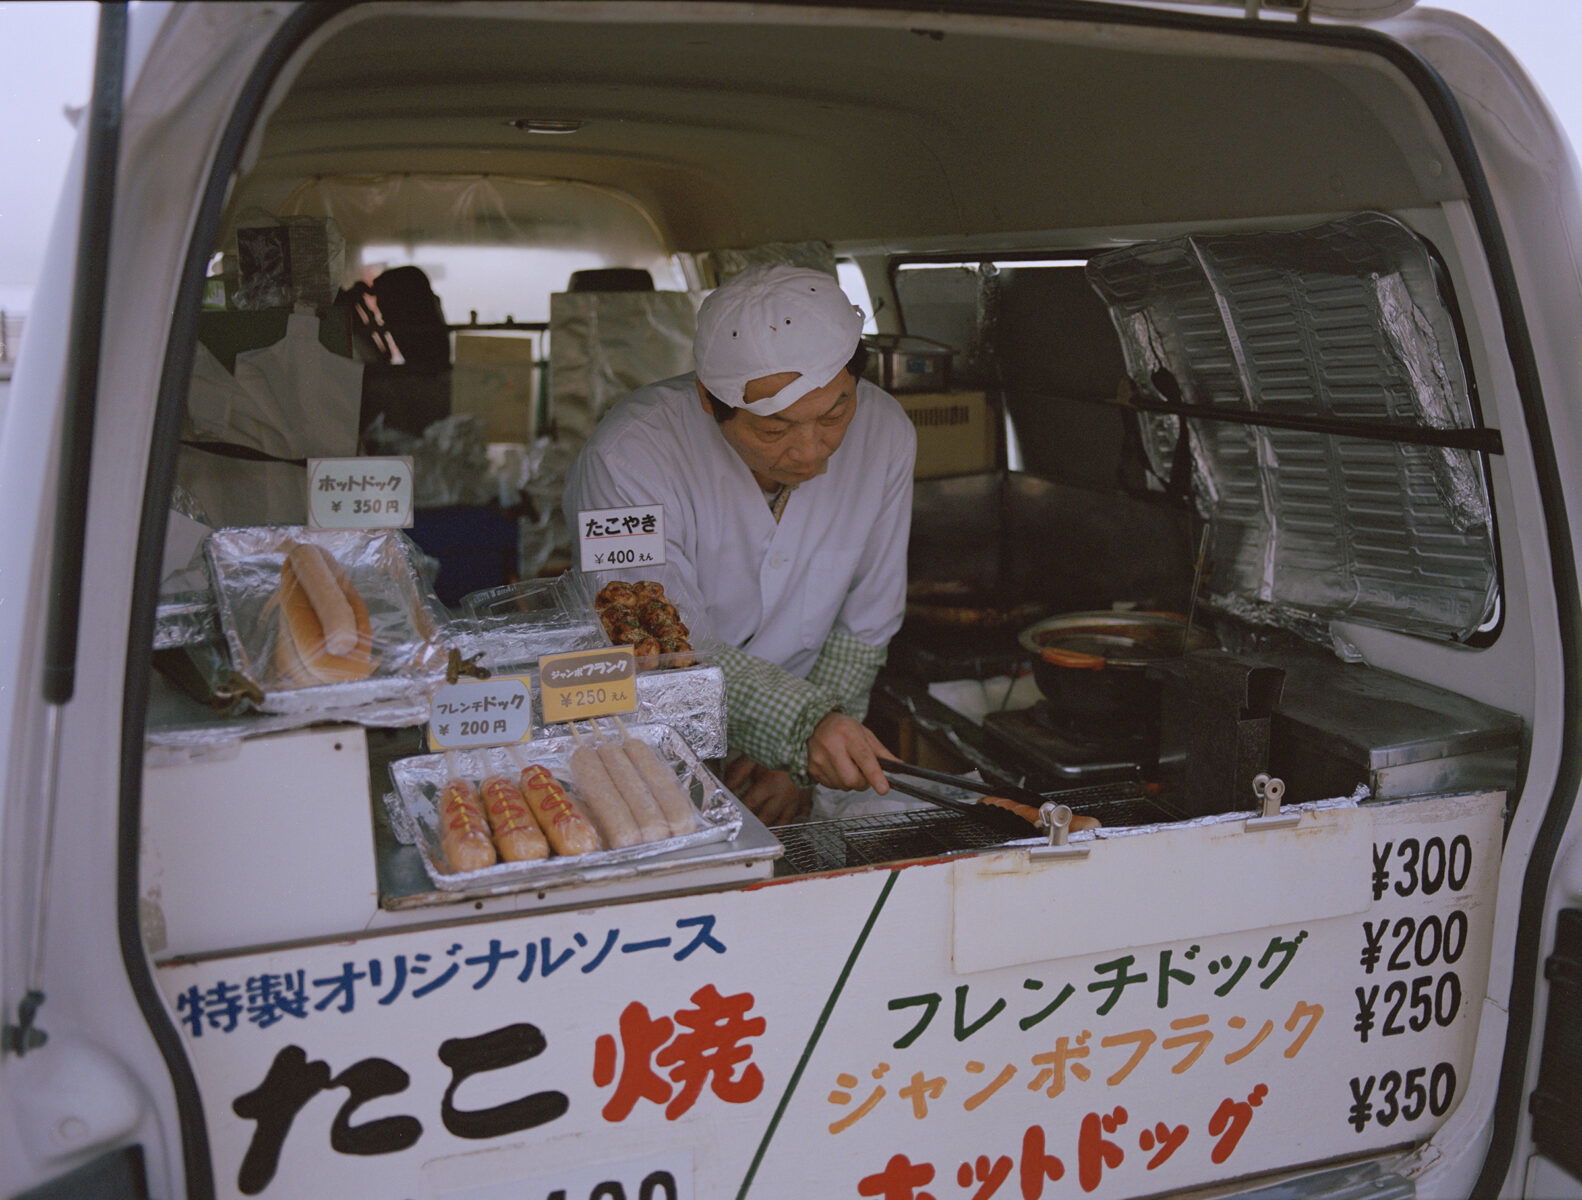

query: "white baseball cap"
xmin=694 ymin=265 xmax=865 ymax=416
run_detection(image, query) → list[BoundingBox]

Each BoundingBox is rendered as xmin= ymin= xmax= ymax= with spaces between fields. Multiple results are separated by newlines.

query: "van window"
xmin=358 ymin=243 xmax=688 ymax=327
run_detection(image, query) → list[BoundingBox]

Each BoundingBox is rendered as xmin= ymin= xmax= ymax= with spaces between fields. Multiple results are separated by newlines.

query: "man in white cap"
xmin=563 ymin=264 xmax=916 ymax=823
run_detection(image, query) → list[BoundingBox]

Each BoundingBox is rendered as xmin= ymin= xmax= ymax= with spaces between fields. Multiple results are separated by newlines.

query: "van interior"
xmin=146 ymin=4 xmax=1524 ymax=937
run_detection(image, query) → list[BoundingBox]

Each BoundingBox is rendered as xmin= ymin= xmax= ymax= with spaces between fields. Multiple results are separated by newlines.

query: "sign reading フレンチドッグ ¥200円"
xmin=155 ymin=791 xmax=1502 ymax=1200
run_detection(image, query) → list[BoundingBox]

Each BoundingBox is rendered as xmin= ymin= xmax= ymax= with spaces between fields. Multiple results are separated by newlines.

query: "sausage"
xmin=978 ymin=795 xmax=1102 ymax=832
xmin=567 ymin=745 xmax=645 ymax=848
xmin=596 ymin=743 xmax=672 ymax=843
xmin=621 ymin=737 xmax=697 ymax=836
xmin=518 ymin=764 xmax=603 ymax=856
xmin=480 ymin=775 xmax=550 ymax=862
xmin=438 ymin=778 xmax=497 ymax=872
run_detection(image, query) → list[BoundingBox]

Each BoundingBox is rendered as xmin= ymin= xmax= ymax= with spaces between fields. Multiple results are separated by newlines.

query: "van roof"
xmin=222 ymin=3 xmax=1459 ymax=255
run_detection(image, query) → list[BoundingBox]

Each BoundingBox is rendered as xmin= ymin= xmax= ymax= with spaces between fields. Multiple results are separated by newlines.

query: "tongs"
xmin=876 ymin=757 xmax=1048 ymax=838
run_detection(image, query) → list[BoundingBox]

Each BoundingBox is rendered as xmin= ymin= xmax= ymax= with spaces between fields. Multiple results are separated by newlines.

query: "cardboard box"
xmin=898 ymin=390 xmax=997 ymax=478
xmin=451 ymin=332 xmax=540 ymax=443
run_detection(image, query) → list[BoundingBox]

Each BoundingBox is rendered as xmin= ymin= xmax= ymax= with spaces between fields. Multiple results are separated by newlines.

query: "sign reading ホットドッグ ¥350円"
xmin=307 ymin=456 xmax=415 ymax=529
xmin=154 ymin=791 xmax=1501 ymax=1200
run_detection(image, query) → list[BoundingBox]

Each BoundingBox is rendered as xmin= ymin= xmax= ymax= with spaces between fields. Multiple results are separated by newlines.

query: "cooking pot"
xmin=862 ymin=334 xmax=955 ymax=393
xmin=1018 ymin=610 xmax=1219 ymax=724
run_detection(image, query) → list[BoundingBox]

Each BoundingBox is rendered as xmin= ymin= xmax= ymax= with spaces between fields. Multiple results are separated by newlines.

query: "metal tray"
xmin=384 ymin=722 xmax=745 ymax=894
xmin=207 ymin=526 xmax=450 ymax=714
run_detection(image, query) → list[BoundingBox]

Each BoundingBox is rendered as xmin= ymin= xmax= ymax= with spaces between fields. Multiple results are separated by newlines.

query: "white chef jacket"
xmin=563 ymin=372 xmax=916 ymax=678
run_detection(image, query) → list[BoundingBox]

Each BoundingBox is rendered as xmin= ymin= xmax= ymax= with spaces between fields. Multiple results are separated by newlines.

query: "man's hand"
xmin=806 ymin=712 xmax=894 ymax=794
xmin=723 ymin=755 xmax=811 ymax=826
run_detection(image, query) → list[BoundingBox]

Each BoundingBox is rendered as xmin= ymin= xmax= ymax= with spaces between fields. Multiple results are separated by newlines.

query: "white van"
xmin=4 ymin=2 xmax=1581 ymax=1198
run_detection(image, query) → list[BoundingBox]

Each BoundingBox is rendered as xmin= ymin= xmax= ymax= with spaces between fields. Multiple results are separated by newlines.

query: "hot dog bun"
xmin=272 ymin=543 xmax=375 ymax=686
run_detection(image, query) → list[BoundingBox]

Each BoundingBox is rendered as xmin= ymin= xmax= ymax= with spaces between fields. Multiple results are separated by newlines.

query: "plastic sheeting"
xmin=546 ymin=290 xmax=699 ymax=442
xmin=1086 ymin=212 xmax=1497 ymax=643
xmin=274 ymin=174 xmax=675 ymax=271
xmin=176 ymin=314 xmax=363 ymax=527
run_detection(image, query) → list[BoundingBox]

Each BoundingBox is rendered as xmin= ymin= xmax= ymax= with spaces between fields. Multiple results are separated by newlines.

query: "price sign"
xmin=577 ymin=504 xmax=665 ymax=572
xmin=539 ymin=645 xmax=638 ymax=724
xmin=308 ymin=456 xmax=415 ymax=529
xmin=426 ymin=676 xmax=534 ymax=751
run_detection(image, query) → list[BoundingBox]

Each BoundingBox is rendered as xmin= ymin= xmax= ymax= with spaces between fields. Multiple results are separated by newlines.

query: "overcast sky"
xmin=1 ymin=0 xmax=1579 ymax=313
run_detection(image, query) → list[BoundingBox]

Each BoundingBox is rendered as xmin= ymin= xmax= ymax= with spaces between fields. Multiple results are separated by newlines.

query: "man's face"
xmin=704 ymin=370 xmax=860 ymax=489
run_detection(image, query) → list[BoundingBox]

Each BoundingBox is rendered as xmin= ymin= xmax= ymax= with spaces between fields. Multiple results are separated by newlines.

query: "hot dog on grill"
xmin=978 ymin=795 xmax=1102 ymax=832
xmin=480 ymin=775 xmax=550 ymax=862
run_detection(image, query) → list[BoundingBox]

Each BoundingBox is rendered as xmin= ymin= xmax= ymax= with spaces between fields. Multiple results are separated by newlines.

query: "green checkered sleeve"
xmin=713 ymin=629 xmax=888 ymax=785
xmin=806 ymin=626 xmax=888 ymax=722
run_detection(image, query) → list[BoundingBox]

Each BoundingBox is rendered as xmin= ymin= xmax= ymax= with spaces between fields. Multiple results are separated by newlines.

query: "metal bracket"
xmin=446 ymin=648 xmax=491 ymax=684
xmin=1028 ymin=802 xmax=1091 ymax=861
xmin=2 ymin=989 xmax=47 ymax=1056
xmin=1245 ymin=773 xmax=1299 ymax=830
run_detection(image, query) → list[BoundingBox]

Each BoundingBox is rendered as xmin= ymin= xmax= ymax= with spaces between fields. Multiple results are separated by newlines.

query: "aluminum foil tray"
xmin=446 ymin=614 xmax=608 ymax=674
xmin=384 ymin=722 xmax=745 ymax=894
xmin=523 ymin=664 xmax=727 ymax=760
xmin=153 ymin=590 xmax=221 ymax=650
xmin=451 ymin=575 xmax=726 ymax=758
xmin=207 ymin=526 xmax=451 ymax=715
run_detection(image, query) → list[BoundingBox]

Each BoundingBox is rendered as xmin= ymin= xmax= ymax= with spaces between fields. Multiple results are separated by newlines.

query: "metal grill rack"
xmin=773 ymin=810 xmax=1007 ymax=875
xmin=772 ymin=782 xmax=1182 ymax=877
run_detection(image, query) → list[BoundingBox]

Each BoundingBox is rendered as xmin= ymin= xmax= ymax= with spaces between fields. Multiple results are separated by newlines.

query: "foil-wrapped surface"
xmin=207 ymin=526 xmax=451 ymax=715
xmin=1087 ymin=212 xmax=1497 ymax=643
xmin=460 ymin=573 xmax=727 ymax=758
xmin=153 ymin=592 xmax=221 ymax=650
xmin=385 ymin=723 xmax=744 ymax=894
